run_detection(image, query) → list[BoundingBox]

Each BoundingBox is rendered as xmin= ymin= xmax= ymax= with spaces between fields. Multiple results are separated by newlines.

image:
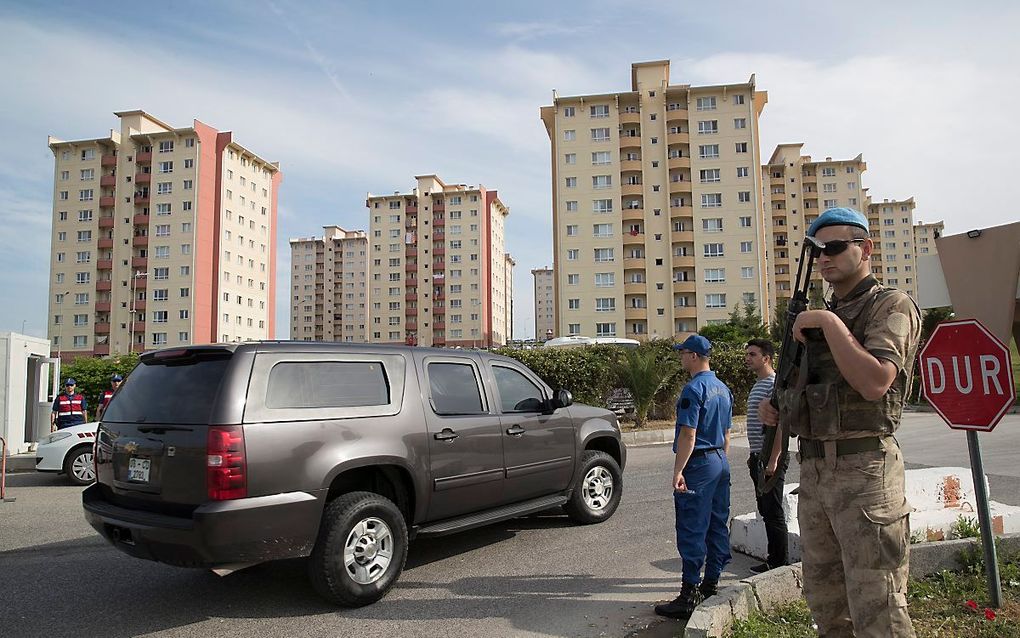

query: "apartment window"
xmin=73 ymin=336 xmax=88 ymax=348
xmin=705 ymin=293 xmax=727 ymax=309
xmin=57 ymin=252 xmax=65 ymax=263
xmin=736 ymin=167 xmax=749 ymax=178
xmin=591 ymin=128 xmax=610 ymax=142
xmin=594 ymin=248 xmax=614 ymax=262
xmin=568 ymin=323 xmax=581 ymax=335
xmin=700 ymin=169 xmax=721 ymax=183
xmin=593 ymin=199 xmax=613 ymax=214
xmin=75 ymin=272 xmax=90 ymax=284
xmin=594 ymin=273 xmax=615 ymax=288
xmin=738 ymin=216 xmax=752 ymax=228
xmin=72 ymin=314 xmax=88 ymax=327
xmin=697 ymin=120 xmax=718 ymax=135
xmin=566 ymin=224 xmax=578 ymax=237
xmin=565 ymin=177 xmax=577 ymax=188
xmin=592 ymin=151 xmax=611 ymax=165
xmin=848 ymin=198 xmax=857 ymax=205
xmin=76 ymin=230 xmax=92 ymax=242
xmin=77 ymin=210 xmax=92 ymax=222
xmin=701 ymin=193 xmax=722 ymax=208
xmin=58 ymin=231 xmax=66 ymax=241
xmin=152 ymin=310 xmax=169 ymax=324
xmin=75 ymin=251 xmax=90 ymax=263
xmin=704 ymin=268 xmax=725 ymax=283
xmin=567 ymin=274 xmax=579 ymax=285
xmin=564 ymin=200 xmax=578 ymax=212
xmin=735 ymin=142 xmax=748 ymax=153
xmin=74 ymin=292 xmax=89 ymax=304
xmin=824 ymin=199 xmax=838 ymax=208
xmin=696 ymin=96 xmax=717 ymax=111
xmin=821 ymin=167 xmax=836 ymax=177
xmin=733 ymin=118 xmax=747 ymax=129
xmin=592 ymin=175 xmax=612 ymax=189
xmin=153 ymin=267 xmax=169 ymax=280
xmin=60 ymin=191 xmax=69 ymax=201
xmin=847 ymin=181 xmax=857 ymax=190
xmin=156 ymin=203 xmax=171 ymax=215
xmin=703 ymin=218 xmax=723 ymax=233
xmin=568 ymin=298 xmax=580 ymax=310
xmin=595 ymin=297 xmax=616 ymax=312
xmin=157 ymin=141 xmax=174 ymax=153
xmin=846 ymin=166 xmax=856 ymax=174
xmin=738 ymin=191 xmax=751 ymax=203
xmin=184 ymin=158 xmax=194 ymax=169
xmin=823 ymin=183 xmax=837 ymax=193
xmin=158 ymin=161 xmax=173 ymax=174
xmin=564 ymin=153 xmax=576 ymax=165
xmin=595 ymin=322 xmax=616 ymax=337
xmin=563 ymin=130 xmax=576 ymax=141
xmin=81 ymin=149 xmax=95 ymax=161
xmin=703 ymin=243 xmax=724 ymax=257
xmin=740 ymin=241 xmax=753 ymax=254
xmin=590 ymin=104 xmax=610 ymax=118
xmin=60 ymin=170 xmax=69 ymax=181
xmin=733 ymin=94 xmax=746 ymax=105
xmin=80 ymin=169 xmax=94 ymax=181
xmin=563 ymin=106 xmax=575 ymax=117
xmin=567 ymin=249 xmax=579 ymax=261
xmin=157 ymin=182 xmax=172 ymax=195
xmin=741 ymin=266 xmax=755 ymax=279
xmin=698 ymin=144 xmax=719 ymax=159
xmin=155 ymin=224 xmax=171 ymax=237
xmin=79 ymin=189 xmax=94 ymax=202
xmin=593 ymin=223 xmax=613 ymax=237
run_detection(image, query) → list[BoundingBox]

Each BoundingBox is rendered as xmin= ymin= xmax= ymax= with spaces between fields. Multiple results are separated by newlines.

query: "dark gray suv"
xmin=83 ymin=342 xmax=625 ymax=606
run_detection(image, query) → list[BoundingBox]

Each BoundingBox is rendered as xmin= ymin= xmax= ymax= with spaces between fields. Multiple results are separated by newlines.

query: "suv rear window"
xmin=102 ymin=351 xmax=232 ymax=424
xmin=266 ymin=361 xmax=389 ymax=409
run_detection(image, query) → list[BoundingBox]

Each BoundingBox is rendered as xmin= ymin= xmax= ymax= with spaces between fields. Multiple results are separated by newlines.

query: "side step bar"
xmin=415 ymin=493 xmax=569 ymax=538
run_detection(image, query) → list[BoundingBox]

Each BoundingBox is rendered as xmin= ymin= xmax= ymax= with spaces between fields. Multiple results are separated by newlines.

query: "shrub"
xmin=59 ymin=354 xmax=139 ymax=413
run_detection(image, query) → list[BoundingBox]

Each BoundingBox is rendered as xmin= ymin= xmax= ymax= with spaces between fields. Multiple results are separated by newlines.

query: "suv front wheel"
xmin=563 ymin=450 xmax=622 ymax=524
xmin=308 ymin=491 xmax=409 ymax=607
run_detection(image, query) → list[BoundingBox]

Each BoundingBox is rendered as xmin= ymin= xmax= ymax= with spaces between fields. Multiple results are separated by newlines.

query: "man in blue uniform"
xmin=51 ymin=378 xmax=88 ymax=431
xmin=655 ymin=334 xmax=734 ymax=620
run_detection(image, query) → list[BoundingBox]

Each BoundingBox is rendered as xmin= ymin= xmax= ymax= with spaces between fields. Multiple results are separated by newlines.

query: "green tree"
xmin=614 ymin=346 xmax=679 ymax=428
xmin=769 ymin=297 xmax=790 ymax=344
xmin=908 ymin=306 xmax=955 ymax=402
xmin=808 ymin=283 xmax=826 ymax=309
xmin=61 ymin=353 xmax=139 ymax=413
xmin=699 ymin=303 xmax=768 ymax=347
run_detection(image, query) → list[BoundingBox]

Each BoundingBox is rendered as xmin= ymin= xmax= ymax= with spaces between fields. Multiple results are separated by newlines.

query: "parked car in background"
xmin=83 ymin=342 xmax=625 ymax=607
xmin=36 ymin=422 xmax=98 ymax=486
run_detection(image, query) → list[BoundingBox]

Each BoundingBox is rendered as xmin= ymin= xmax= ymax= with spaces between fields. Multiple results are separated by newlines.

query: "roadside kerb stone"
xmin=910 ymin=532 xmax=1020 ymax=579
xmin=685 ymin=583 xmax=759 ymax=638
xmin=621 ymin=419 xmax=746 ymax=448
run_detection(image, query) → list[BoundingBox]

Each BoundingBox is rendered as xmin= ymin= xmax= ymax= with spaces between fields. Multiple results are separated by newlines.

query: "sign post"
xmin=919 ymin=319 xmax=1015 ymax=608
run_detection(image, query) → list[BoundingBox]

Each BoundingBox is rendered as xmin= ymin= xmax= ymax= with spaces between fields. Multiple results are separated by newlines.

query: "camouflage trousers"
xmin=797 ymin=436 xmax=916 ymax=637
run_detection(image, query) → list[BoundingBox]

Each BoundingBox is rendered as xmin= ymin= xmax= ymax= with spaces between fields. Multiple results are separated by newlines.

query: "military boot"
xmin=698 ymin=578 xmax=718 ymax=599
xmin=654 ymin=581 xmax=704 ymax=620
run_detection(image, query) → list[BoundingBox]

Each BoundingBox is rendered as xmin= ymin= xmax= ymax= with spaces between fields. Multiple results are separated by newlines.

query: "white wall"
xmin=0 ymin=332 xmax=53 ymax=455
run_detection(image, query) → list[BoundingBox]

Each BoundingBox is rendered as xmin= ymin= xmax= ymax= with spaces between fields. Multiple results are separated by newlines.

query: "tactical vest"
xmin=56 ymin=393 xmax=86 ymax=419
xmin=781 ymin=283 xmax=914 ymax=439
xmin=100 ymin=389 xmax=115 ymax=410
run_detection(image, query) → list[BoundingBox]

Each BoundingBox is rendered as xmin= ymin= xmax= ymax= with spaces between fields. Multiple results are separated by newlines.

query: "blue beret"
xmin=808 ymin=207 xmax=869 ymax=236
xmin=673 ymin=334 xmax=712 ymax=356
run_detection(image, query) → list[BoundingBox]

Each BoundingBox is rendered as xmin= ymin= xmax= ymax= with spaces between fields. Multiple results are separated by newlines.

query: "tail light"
xmin=207 ymin=426 xmax=246 ymax=500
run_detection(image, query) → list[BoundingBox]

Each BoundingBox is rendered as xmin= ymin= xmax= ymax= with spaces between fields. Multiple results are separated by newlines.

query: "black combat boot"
xmin=698 ymin=578 xmax=718 ymax=598
xmin=654 ymin=581 xmax=704 ymax=620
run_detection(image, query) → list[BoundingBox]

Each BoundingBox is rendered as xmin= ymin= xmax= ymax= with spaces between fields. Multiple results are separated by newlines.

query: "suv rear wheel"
xmin=563 ymin=450 xmax=622 ymax=524
xmin=308 ymin=491 xmax=408 ymax=607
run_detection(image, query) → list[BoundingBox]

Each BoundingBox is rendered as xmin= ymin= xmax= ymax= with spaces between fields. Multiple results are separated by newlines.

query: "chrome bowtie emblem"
xmin=124 ymin=442 xmax=138 ymax=454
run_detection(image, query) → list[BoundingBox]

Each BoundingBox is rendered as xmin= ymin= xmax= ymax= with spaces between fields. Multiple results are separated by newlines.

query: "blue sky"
xmin=1 ymin=1 xmax=1017 ymax=340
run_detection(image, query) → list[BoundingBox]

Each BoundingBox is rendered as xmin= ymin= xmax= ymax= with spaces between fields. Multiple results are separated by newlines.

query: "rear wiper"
xmin=137 ymin=425 xmax=194 ymax=433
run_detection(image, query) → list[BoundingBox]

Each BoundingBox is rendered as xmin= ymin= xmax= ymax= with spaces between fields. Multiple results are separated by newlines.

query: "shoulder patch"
xmin=887 ymin=312 xmax=910 ymax=337
xmin=680 ymin=398 xmax=691 ymax=410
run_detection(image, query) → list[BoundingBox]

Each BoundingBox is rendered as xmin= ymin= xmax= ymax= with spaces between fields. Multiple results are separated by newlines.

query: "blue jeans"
xmin=674 ymin=449 xmax=732 ymax=585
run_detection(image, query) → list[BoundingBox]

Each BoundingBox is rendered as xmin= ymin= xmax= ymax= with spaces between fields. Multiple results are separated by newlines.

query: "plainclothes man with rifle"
xmin=760 ymin=207 xmax=920 ymax=637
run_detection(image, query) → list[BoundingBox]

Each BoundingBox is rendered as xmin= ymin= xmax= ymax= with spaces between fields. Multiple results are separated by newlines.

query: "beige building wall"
xmin=541 ymin=60 xmax=769 ymax=340
xmin=867 ymin=198 xmax=918 ymax=299
xmin=289 ymin=226 xmax=369 ymax=342
xmin=366 ymin=175 xmax=510 ymax=347
xmin=47 ymin=110 xmax=280 ymax=361
xmin=532 ymin=267 xmax=555 ymax=340
xmin=763 ymin=145 xmax=867 ymax=308
xmin=913 ymin=219 xmax=944 ymax=258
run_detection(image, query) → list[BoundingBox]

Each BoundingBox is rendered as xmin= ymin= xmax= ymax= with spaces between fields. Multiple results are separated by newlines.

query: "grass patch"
xmin=731 ymin=549 xmax=1020 ymax=637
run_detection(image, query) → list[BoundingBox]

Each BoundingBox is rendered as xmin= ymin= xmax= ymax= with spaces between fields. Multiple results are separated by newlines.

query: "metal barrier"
xmin=1 ymin=436 xmax=16 ymax=503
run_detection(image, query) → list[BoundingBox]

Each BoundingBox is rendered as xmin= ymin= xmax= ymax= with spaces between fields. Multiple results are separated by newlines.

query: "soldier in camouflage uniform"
xmin=760 ymin=207 xmax=921 ymax=637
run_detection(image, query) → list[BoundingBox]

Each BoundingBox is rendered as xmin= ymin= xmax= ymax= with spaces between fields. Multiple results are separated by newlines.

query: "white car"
xmin=36 ymin=421 xmax=98 ymax=486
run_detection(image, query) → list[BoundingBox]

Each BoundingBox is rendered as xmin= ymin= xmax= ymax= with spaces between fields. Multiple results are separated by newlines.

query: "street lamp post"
xmin=128 ymin=271 xmax=147 ymax=355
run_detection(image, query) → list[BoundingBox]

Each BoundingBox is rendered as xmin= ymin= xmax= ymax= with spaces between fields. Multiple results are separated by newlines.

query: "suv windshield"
xmin=102 ymin=351 xmax=232 ymax=424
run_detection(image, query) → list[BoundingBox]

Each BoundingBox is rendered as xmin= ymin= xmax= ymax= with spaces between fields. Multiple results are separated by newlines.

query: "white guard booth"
xmin=0 ymin=332 xmax=60 ymax=455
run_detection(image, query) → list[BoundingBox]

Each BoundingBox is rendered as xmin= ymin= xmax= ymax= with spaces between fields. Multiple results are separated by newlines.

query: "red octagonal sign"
xmin=919 ymin=319 xmax=1015 ymax=431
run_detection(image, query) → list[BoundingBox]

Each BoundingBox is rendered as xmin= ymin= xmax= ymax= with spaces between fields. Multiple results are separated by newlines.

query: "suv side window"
xmin=266 ymin=361 xmax=389 ymax=409
xmin=427 ymin=362 xmax=485 ymax=415
xmin=492 ymin=365 xmax=545 ymax=413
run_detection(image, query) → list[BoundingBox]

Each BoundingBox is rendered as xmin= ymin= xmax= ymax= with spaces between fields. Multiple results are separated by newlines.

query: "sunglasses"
xmin=817 ymin=238 xmax=865 ymax=256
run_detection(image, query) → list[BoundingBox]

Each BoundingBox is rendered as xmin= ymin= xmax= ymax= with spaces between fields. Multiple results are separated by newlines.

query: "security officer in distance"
xmin=96 ymin=373 xmax=123 ymax=421
xmin=51 ymin=377 xmax=89 ymax=432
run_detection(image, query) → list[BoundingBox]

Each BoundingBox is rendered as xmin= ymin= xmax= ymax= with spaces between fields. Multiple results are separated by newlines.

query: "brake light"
xmin=207 ymin=426 xmax=246 ymax=500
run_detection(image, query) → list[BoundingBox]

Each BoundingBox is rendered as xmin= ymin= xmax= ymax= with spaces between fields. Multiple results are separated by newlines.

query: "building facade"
xmin=366 ymin=175 xmax=510 ymax=347
xmin=47 ymin=110 xmax=280 ymax=361
xmin=867 ymin=198 xmax=918 ymax=299
xmin=532 ymin=267 xmax=555 ymax=340
xmin=541 ymin=60 xmax=770 ymax=340
xmin=289 ymin=225 xmax=369 ymax=342
xmin=913 ymin=219 xmax=944 ymax=258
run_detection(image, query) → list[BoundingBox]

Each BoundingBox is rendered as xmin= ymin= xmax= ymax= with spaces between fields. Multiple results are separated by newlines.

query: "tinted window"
xmin=428 ymin=362 xmax=484 ymax=415
xmin=493 ymin=366 xmax=545 ymax=413
xmin=102 ymin=352 xmax=231 ymax=424
xmin=266 ymin=361 xmax=389 ymax=409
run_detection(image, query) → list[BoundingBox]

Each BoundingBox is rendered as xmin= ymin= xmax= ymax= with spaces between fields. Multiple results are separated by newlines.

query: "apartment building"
xmin=913 ymin=219 xmax=944 ymax=258
xmin=763 ymin=145 xmax=867 ymax=307
xmin=47 ymin=110 xmax=280 ymax=361
xmin=867 ymin=197 xmax=918 ymax=299
xmin=289 ymin=225 xmax=369 ymax=342
xmin=502 ymin=253 xmax=516 ymax=342
xmin=532 ymin=267 xmax=555 ymax=340
xmin=541 ymin=60 xmax=770 ymax=340
xmin=366 ymin=175 xmax=511 ymax=347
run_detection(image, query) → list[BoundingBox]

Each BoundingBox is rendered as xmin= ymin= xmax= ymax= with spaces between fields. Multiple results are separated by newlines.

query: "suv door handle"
xmin=505 ymin=424 xmax=526 ymax=436
xmin=434 ymin=428 xmax=458 ymax=442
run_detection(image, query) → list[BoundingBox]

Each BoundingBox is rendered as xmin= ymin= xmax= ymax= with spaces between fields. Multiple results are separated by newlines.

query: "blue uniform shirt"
xmin=673 ymin=371 xmax=733 ymax=453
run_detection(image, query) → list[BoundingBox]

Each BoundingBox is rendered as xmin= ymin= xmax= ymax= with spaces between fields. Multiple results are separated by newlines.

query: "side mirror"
xmin=554 ymin=389 xmax=573 ymax=409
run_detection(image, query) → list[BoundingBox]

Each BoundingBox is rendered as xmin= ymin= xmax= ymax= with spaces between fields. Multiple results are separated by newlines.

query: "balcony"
xmin=94 ymin=322 xmax=110 ymax=334
xmin=433 ymin=262 xmax=445 ymax=272
xmin=670 ymin=230 xmax=694 ymax=243
xmin=98 ymin=216 xmax=115 ymax=229
xmin=619 ymin=159 xmax=642 ymax=172
xmin=667 ymin=131 xmax=690 ymax=144
xmin=100 ymin=175 xmax=117 ymax=187
xmin=622 ymin=208 xmax=644 ymax=222
xmin=131 ymin=257 xmax=147 ymax=268
xmin=405 ymin=307 xmax=417 ymax=316
xmin=622 ymin=232 xmax=644 ymax=245
xmin=625 ymin=307 xmax=646 ymax=320
xmin=405 ymin=245 xmax=417 ymax=257
xmin=405 ymin=218 xmax=417 ymax=229
xmin=433 ymin=217 xmax=446 ymax=227
xmin=405 ymin=322 xmax=417 ymax=331
xmin=433 ymin=321 xmax=445 ymax=330
xmin=619 ymin=110 xmax=641 ymax=124
xmin=95 ymin=302 xmax=111 ymax=312
xmin=135 ymin=152 xmax=152 ymax=163
xmin=669 ymin=204 xmax=694 ymax=216
xmin=405 ymin=292 xmax=417 ymax=301
xmin=619 ymin=134 xmax=641 ymax=149
xmin=668 ymin=156 xmax=691 ymax=169
xmin=672 ymin=280 xmax=696 ymax=293
xmin=669 ymin=181 xmax=692 ymax=194
xmin=93 ymin=344 xmax=110 ymax=356
xmin=99 ymin=196 xmax=116 ymax=208
xmin=132 ymin=321 xmax=146 ymax=333
xmin=135 ymin=172 xmax=151 ymax=184
xmin=621 ymin=183 xmax=643 ymax=197
xmin=132 ymin=213 xmax=149 ymax=225
xmin=672 ymin=255 xmax=695 ymax=267
xmin=97 ymin=259 xmax=113 ymax=270
xmin=133 ymin=276 xmax=147 ymax=289
xmin=133 ymin=299 xmax=146 ymax=311
xmin=434 ymin=291 xmax=446 ymax=300
xmin=134 ymin=193 xmax=149 ymax=205
xmin=433 ymin=247 xmax=445 ymax=256
xmin=623 ymin=281 xmax=647 ymax=294
xmin=405 ymin=263 xmax=417 ymax=272
xmin=674 ymin=306 xmax=698 ymax=319
xmin=101 ymin=155 xmax=117 ymax=167
xmin=96 ymin=280 xmax=112 ymax=291
xmin=622 ymin=257 xmax=644 ymax=269
xmin=97 ymin=237 xmax=114 ymax=248
xmin=132 ymin=235 xmax=148 ymax=247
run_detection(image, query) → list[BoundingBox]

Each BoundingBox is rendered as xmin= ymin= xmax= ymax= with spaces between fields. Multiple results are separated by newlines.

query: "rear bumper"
xmin=82 ymin=484 xmax=325 ymax=567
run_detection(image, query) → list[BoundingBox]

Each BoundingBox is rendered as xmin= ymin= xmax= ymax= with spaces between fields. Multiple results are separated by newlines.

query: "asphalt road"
xmin=0 ymin=412 xmax=1016 ymax=638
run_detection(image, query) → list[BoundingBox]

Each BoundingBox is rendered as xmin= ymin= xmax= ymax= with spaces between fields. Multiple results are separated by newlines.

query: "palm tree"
xmin=615 ymin=347 xmax=679 ymax=428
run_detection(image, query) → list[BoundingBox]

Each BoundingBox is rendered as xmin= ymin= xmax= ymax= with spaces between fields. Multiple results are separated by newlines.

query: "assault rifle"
xmin=755 ymin=236 xmax=823 ymax=496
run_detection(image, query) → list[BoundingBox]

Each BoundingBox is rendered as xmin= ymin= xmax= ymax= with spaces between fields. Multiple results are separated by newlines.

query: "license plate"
xmin=128 ymin=457 xmax=150 ymax=482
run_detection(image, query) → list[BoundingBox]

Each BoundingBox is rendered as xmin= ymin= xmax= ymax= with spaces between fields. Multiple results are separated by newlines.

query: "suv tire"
xmin=308 ymin=491 xmax=408 ymax=607
xmin=563 ymin=450 xmax=622 ymax=524
xmin=64 ymin=445 xmax=96 ymax=486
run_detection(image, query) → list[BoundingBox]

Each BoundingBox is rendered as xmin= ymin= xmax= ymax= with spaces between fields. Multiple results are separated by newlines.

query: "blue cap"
xmin=111 ymin=374 xmax=123 ymax=382
xmin=64 ymin=377 xmax=76 ymax=386
xmin=673 ymin=335 xmax=712 ymax=356
xmin=808 ymin=207 xmax=869 ymax=237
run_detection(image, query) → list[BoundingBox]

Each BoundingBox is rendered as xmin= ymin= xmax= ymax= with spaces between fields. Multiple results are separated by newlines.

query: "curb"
xmin=679 ymin=532 xmax=1020 ymax=637
xmin=3 ymin=454 xmax=36 ymax=473
xmin=621 ymin=420 xmax=747 ymax=448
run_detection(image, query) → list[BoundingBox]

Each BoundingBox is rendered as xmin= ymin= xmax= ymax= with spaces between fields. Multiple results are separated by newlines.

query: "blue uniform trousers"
xmin=674 ymin=448 xmax=731 ymax=585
